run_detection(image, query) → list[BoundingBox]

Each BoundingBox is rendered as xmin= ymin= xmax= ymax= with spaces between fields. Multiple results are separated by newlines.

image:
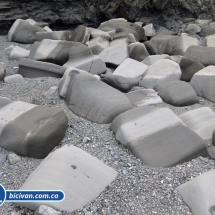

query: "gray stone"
xmin=98 ymin=18 xmax=127 ymax=32
xmin=111 ymin=106 xmax=207 ymax=167
xmin=8 ymin=19 xmax=46 ymax=44
xmin=143 ymin=23 xmax=156 ymax=37
xmin=140 ymin=59 xmax=181 ymax=89
xmin=154 ymin=80 xmax=198 ymax=106
xmin=5 ymin=45 xmax=30 ymax=60
xmin=70 ymin=25 xmax=90 ymax=44
xmin=190 ymin=66 xmax=215 ymax=102
xmin=19 ymin=58 xmax=65 ymax=78
xmin=184 ymin=46 xmax=215 ymax=66
xmin=42 ymin=86 xmax=58 ymax=98
xmin=44 ymin=26 xmax=52 ymax=32
xmin=18 ymin=145 xmax=118 ymax=212
xmin=88 ymin=36 xmax=109 ymax=55
xmin=65 ymin=70 xmax=132 ymax=124
xmin=0 ymin=154 xmax=7 ymax=164
xmin=0 ymin=101 xmax=68 ymax=159
xmin=179 ymin=57 xmax=205 ymax=82
xmin=199 ymin=26 xmax=215 ymax=37
xmin=180 ymin=107 xmax=215 ymax=140
xmin=99 ymin=41 xmax=129 ymax=67
xmin=113 ymin=58 xmax=148 ymax=79
xmin=186 ymin=24 xmax=201 ymax=33
xmin=206 ymin=34 xmax=215 ymax=47
xmin=8 ymin=153 xmax=21 ymax=165
xmin=36 ymin=31 xmax=71 ymax=41
xmin=0 ymin=64 xmax=5 ymax=81
xmin=89 ymin=27 xmax=111 ymax=41
xmin=101 ymin=74 xmax=138 ymax=93
xmin=153 ymin=0 xmax=170 ymax=10
xmin=4 ymin=74 xmax=25 ymax=83
xmin=176 ymin=170 xmax=215 ymax=215
xmin=34 ymin=205 xmax=62 ymax=215
xmin=207 ymin=145 xmax=215 ymax=160
xmin=126 ymin=89 xmax=163 ymax=107
xmin=0 ymin=96 xmax=12 ymax=108
xmin=128 ymin=42 xmax=149 ymax=62
xmin=195 ymin=19 xmax=212 ymax=28
xmin=141 ymin=55 xmax=167 ymax=66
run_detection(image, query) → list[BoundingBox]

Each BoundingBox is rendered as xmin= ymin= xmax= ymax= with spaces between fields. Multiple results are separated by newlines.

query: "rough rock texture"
xmin=18 ymin=145 xmax=118 ymax=212
xmin=176 ymin=170 xmax=215 ymax=215
xmin=1 ymin=1 xmax=215 ymax=35
xmin=111 ymin=106 xmax=207 ymax=167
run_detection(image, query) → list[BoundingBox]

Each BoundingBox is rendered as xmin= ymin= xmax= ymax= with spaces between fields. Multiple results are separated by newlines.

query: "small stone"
xmin=0 ymin=154 xmax=7 ymax=164
xmin=83 ymin=137 xmax=91 ymax=143
xmin=91 ymin=206 xmax=98 ymax=213
xmin=34 ymin=205 xmax=62 ymax=215
xmin=71 ymin=165 xmax=77 ymax=169
xmin=85 ymin=212 xmax=93 ymax=215
xmin=8 ymin=153 xmax=21 ymax=165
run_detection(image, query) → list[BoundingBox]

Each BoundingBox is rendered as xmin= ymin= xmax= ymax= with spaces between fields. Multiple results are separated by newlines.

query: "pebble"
xmin=8 ymin=153 xmax=21 ymax=165
xmin=0 ymin=154 xmax=7 ymax=164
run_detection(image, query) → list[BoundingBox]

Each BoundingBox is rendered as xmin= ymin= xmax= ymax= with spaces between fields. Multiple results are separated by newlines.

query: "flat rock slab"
xmin=29 ymin=39 xmax=106 ymax=75
xmin=99 ymin=41 xmax=129 ymax=67
xmin=190 ymin=66 xmax=215 ymax=102
xmin=179 ymin=57 xmax=205 ymax=82
xmin=179 ymin=107 xmax=215 ymax=140
xmin=128 ymin=42 xmax=149 ymax=62
xmin=18 ymin=145 xmax=118 ymax=212
xmin=18 ymin=58 xmax=65 ymax=78
xmin=113 ymin=58 xmax=148 ymax=79
xmin=101 ymin=74 xmax=138 ymax=93
xmin=64 ymin=69 xmax=133 ymax=124
xmin=155 ymin=80 xmax=198 ymax=106
xmin=0 ymin=101 xmax=68 ymax=158
xmin=126 ymin=89 xmax=163 ymax=106
xmin=184 ymin=46 xmax=215 ymax=66
xmin=111 ymin=106 xmax=206 ymax=167
xmin=140 ymin=59 xmax=181 ymax=89
xmin=8 ymin=19 xmax=46 ymax=44
xmin=176 ymin=170 xmax=215 ymax=215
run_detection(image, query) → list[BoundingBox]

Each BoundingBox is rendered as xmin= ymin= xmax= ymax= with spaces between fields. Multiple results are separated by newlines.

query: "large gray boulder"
xmin=141 ymin=55 xmax=168 ymax=66
xmin=113 ymin=58 xmax=148 ymax=79
xmin=69 ymin=25 xmax=90 ymax=44
xmin=89 ymin=27 xmax=111 ymax=41
xmin=199 ymin=26 xmax=215 ymax=37
xmin=99 ymin=41 xmax=129 ymax=67
xmin=18 ymin=145 xmax=118 ymax=212
xmin=18 ymin=58 xmax=65 ymax=78
xmin=155 ymin=80 xmax=198 ymax=106
xmin=179 ymin=57 xmax=205 ymax=82
xmin=101 ymin=74 xmax=138 ymax=93
xmin=29 ymin=39 xmax=106 ymax=75
xmin=63 ymin=69 xmax=133 ymax=123
xmin=190 ymin=66 xmax=215 ymax=102
xmin=128 ymin=42 xmax=149 ymax=62
xmin=140 ymin=59 xmax=181 ymax=89
xmin=180 ymin=107 xmax=215 ymax=140
xmin=184 ymin=46 xmax=215 ymax=66
xmin=0 ymin=101 xmax=68 ymax=158
xmin=87 ymin=36 xmax=109 ymax=55
xmin=8 ymin=19 xmax=46 ymax=44
xmin=111 ymin=106 xmax=207 ymax=167
xmin=126 ymin=89 xmax=163 ymax=107
xmin=98 ymin=18 xmax=127 ymax=32
xmin=176 ymin=170 xmax=215 ymax=215
xmin=36 ymin=31 xmax=71 ymax=41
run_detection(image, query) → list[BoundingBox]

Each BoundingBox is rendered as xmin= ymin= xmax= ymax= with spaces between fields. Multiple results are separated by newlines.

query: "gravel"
xmin=0 ymin=35 xmax=215 ymax=215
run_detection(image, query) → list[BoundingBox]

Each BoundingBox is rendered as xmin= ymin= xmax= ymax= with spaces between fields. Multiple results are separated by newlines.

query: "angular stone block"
xmin=143 ymin=23 xmax=156 ymax=37
xmin=5 ymin=45 xmax=30 ymax=60
xmin=128 ymin=42 xmax=149 ymax=62
xmin=88 ymin=36 xmax=109 ymax=55
xmin=113 ymin=58 xmax=148 ymax=79
xmin=89 ymin=27 xmax=111 ymax=41
xmin=18 ymin=145 xmax=118 ymax=212
xmin=141 ymin=55 xmax=167 ymax=66
xmin=99 ymin=41 xmax=129 ymax=67
xmin=179 ymin=58 xmax=205 ymax=82
xmin=0 ymin=101 xmax=68 ymax=158
xmin=180 ymin=107 xmax=215 ymax=140
xmin=190 ymin=66 xmax=215 ymax=102
xmin=126 ymin=89 xmax=163 ymax=107
xmin=64 ymin=70 xmax=133 ymax=123
xmin=70 ymin=25 xmax=90 ymax=44
xmin=19 ymin=58 xmax=65 ymax=78
xmin=140 ymin=59 xmax=181 ymax=89
xmin=8 ymin=19 xmax=46 ymax=44
xmin=98 ymin=18 xmax=127 ymax=32
xmin=155 ymin=80 xmax=198 ymax=106
xmin=36 ymin=31 xmax=71 ymax=41
xmin=186 ymin=24 xmax=201 ymax=33
xmin=206 ymin=34 xmax=215 ymax=47
xmin=101 ymin=74 xmax=138 ymax=93
xmin=176 ymin=170 xmax=215 ymax=215
xmin=111 ymin=106 xmax=207 ymax=167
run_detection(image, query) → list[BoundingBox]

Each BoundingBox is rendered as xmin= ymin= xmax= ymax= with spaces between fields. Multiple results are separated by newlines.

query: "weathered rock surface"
xmin=176 ymin=170 xmax=215 ymax=215
xmin=128 ymin=42 xmax=149 ymax=62
xmin=190 ymin=66 xmax=215 ymax=102
xmin=18 ymin=58 xmax=65 ymax=78
xmin=140 ymin=59 xmax=181 ymax=89
xmin=111 ymin=106 xmax=207 ymax=167
xmin=0 ymin=101 xmax=68 ymax=158
xmin=180 ymin=107 xmax=215 ymax=140
xmin=155 ymin=80 xmax=198 ymax=106
xmin=18 ymin=145 xmax=118 ymax=212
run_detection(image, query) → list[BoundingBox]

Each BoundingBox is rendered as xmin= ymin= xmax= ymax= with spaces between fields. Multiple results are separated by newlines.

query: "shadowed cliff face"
xmin=0 ymin=0 xmax=214 ymax=34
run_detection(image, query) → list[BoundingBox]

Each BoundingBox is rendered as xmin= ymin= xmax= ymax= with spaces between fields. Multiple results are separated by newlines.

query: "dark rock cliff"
xmin=0 ymin=0 xmax=215 ymax=35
